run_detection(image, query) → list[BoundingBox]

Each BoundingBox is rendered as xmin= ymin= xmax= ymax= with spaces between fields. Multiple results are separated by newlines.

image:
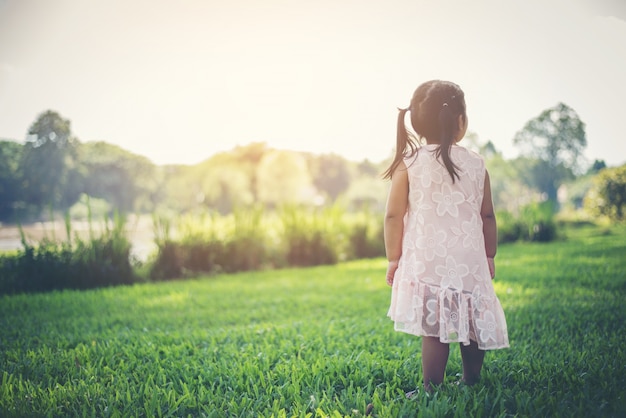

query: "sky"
xmin=1 ymin=0 xmax=625 ymax=167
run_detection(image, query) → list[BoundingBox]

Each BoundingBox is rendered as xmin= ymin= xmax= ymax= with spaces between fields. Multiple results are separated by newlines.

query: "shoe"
xmin=405 ymin=389 xmax=419 ymax=399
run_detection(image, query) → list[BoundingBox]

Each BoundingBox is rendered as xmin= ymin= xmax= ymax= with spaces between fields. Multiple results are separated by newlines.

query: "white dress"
xmin=388 ymin=145 xmax=509 ymax=350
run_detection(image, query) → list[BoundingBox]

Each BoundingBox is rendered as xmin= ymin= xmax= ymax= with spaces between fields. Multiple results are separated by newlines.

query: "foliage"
xmin=0 ymin=212 xmax=136 ymax=295
xmin=486 ymin=153 xmax=539 ymax=212
xmin=68 ymin=193 xmax=112 ymax=220
xmin=343 ymin=176 xmax=388 ymax=212
xmin=513 ymin=103 xmax=587 ymax=202
xmin=560 ymin=174 xmax=595 ymax=210
xmin=346 ymin=210 xmax=385 ymax=259
xmin=587 ymin=159 xmax=607 ymax=174
xmin=518 ymin=201 xmax=557 ymax=241
xmin=497 ymin=201 xmax=557 ymax=243
xmin=148 ymin=206 xmax=384 ymax=280
xmin=584 ymin=165 xmax=626 ymax=222
xmin=309 ymin=153 xmax=353 ymax=202
xmin=3 ymin=112 xmax=384 ymax=217
xmin=149 ymin=212 xmax=227 ymax=280
xmin=257 ymin=150 xmax=317 ymax=207
xmin=279 ymin=205 xmax=347 ymax=266
xmin=1 ymin=224 xmax=625 ymax=416
xmin=79 ymin=141 xmax=159 ymax=212
xmin=19 ymin=110 xmax=80 ymax=211
xmin=0 ymin=140 xmax=23 ymax=221
xmin=150 ymin=207 xmax=280 ymax=280
xmin=160 ymin=144 xmax=375 ymax=212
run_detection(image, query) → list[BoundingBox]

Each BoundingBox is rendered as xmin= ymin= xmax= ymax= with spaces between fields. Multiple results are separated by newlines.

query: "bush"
xmin=0 ymin=212 xmax=136 ymax=295
xmin=497 ymin=202 xmax=557 ymax=243
xmin=1 ymin=205 xmax=387 ymax=290
xmin=584 ymin=165 xmax=626 ymax=222
xmin=222 ymin=206 xmax=272 ymax=272
xmin=279 ymin=205 xmax=347 ymax=267
xmin=496 ymin=210 xmax=525 ymax=244
xmin=150 ymin=206 xmax=276 ymax=279
xmin=346 ymin=212 xmax=385 ymax=259
xmin=520 ymin=201 xmax=557 ymax=242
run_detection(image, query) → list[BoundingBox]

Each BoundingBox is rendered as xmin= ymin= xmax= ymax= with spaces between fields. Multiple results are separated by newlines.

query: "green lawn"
xmin=1 ymin=224 xmax=625 ymax=417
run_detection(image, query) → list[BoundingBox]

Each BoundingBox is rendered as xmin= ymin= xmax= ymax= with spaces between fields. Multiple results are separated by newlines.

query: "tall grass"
xmin=148 ymin=205 xmax=383 ymax=280
xmin=279 ymin=204 xmax=347 ymax=266
xmin=0 ymin=223 xmax=624 ymax=416
xmin=1 ymin=203 xmax=561 ymax=294
xmin=0 ymin=211 xmax=135 ymax=294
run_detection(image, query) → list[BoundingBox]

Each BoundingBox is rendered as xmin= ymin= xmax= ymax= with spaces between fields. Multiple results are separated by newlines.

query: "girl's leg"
xmin=459 ymin=339 xmax=485 ymax=385
xmin=421 ymin=337 xmax=449 ymax=391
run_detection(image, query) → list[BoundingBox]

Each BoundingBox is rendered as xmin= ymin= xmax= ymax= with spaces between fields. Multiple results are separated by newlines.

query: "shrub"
xmin=149 ymin=213 xmax=223 ymax=280
xmin=584 ymin=165 xmax=626 ymax=222
xmin=0 ymin=212 xmax=136 ymax=295
xmin=346 ymin=212 xmax=385 ymax=259
xmin=496 ymin=210 xmax=525 ymax=243
xmin=149 ymin=206 xmax=276 ymax=278
xmin=520 ymin=201 xmax=557 ymax=242
xmin=497 ymin=202 xmax=557 ymax=243
xmin=222 ymin=206 xmax=272 ymax=272
xmin=279 ymin=204 xmax=347 ymax=267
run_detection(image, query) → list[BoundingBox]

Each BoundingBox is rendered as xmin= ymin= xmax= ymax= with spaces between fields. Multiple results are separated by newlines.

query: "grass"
xmin=1 ymin=223 xmax=625 ymax=417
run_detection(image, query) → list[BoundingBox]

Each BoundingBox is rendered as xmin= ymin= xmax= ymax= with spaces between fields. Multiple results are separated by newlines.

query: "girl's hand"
xmin=487 ymin=257 xmax=495 ymax=279
xmin=386 ymin=260 xmax=399 ymax=286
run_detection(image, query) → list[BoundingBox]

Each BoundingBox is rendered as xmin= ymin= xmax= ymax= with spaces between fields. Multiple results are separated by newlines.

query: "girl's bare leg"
xmin=421 ymin=337 xmax=450 ymax=392
xmin=459 ymin=339 xmax=485 ymax=385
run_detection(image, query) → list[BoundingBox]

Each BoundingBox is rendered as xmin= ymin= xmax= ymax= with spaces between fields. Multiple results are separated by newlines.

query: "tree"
xmin=230 ymin=142 xmax=270 ymax=202
xmin=20 ymin=110 xmax=79 ymax=211
xmin=0 ymin=140 xmax=23 ymax=220
xmin=587 ymin=159 xmax=607 ymax=175
xmin=309 ymin=153 xmax=352 ymax=203
xmin=79 ymin=141 xmax=158 ymax=212
xmin=584 ymin=165 xmax=626 ymax=222
xmin=257 ymin=150 xmax=316 ymax=207
xmin=513 ymin=103 xmax=587 ymax=203
xmin=198 ymin=162 xmax=253 ymax=214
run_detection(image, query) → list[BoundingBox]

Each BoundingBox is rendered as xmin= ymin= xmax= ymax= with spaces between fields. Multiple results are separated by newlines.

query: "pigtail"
xmin=436 ymin=102 xmax=461 ymax=183
xmin=382 ymin=107 xmax=417 ymax=180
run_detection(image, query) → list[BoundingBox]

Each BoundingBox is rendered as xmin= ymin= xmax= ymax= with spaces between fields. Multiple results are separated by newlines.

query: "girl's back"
xmin=403 ymin=144 xmax=488 ymax=293
xmin=389 ymin=144 xmax=508 ymax=349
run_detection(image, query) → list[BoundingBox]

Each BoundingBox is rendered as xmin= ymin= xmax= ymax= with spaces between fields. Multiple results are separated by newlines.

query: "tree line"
xmin=1 ymin=104 xmax=624 ymax=224
xmin=0 ymin=110 xmax=386 ymax=223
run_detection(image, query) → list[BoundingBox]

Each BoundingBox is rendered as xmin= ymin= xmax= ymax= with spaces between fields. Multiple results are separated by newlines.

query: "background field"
xmin=1 ymin=223 xmax=625 ymax=417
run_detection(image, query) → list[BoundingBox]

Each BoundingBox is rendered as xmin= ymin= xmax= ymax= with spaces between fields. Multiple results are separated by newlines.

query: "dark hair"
xmin=383 ymin=80 xmax=467 ymax=182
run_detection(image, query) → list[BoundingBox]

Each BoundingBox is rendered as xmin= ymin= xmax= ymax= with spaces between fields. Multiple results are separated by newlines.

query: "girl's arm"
xmin=481 ymin=170 xmax=497 ymax=278
xmin=384 ymin=161 xmax=409 ymax=286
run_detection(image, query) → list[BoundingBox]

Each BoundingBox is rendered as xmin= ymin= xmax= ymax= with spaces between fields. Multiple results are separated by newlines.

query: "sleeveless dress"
xmin=387 ymin=144 xmax=509 ymax=350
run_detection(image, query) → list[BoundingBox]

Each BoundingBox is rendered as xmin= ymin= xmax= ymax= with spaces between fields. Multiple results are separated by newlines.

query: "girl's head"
xmin=383 ymin=80 xmax=467 ymax=181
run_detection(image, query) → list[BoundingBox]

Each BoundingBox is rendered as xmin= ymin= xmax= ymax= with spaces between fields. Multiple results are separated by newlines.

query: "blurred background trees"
xmin=0 ymin=140 xmax=22 ymax=220
xmin=20 ymin=110 xmax=79 ymax=212
xmin=512 ymin=103 xmax=587 ymax=204
xmin=584 ymin=165 xmax=626 ymax=222
xmin=0 ymin=105 xmax=624 ymax=227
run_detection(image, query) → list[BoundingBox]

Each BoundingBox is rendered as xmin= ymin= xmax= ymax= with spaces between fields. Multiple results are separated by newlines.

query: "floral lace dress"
xmin=388 ymin=145 xmax=509 ymax=350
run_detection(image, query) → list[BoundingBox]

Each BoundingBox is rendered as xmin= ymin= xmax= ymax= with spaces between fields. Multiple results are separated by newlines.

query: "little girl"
xmin=383 ymin=80 xmax=509 ymax=393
